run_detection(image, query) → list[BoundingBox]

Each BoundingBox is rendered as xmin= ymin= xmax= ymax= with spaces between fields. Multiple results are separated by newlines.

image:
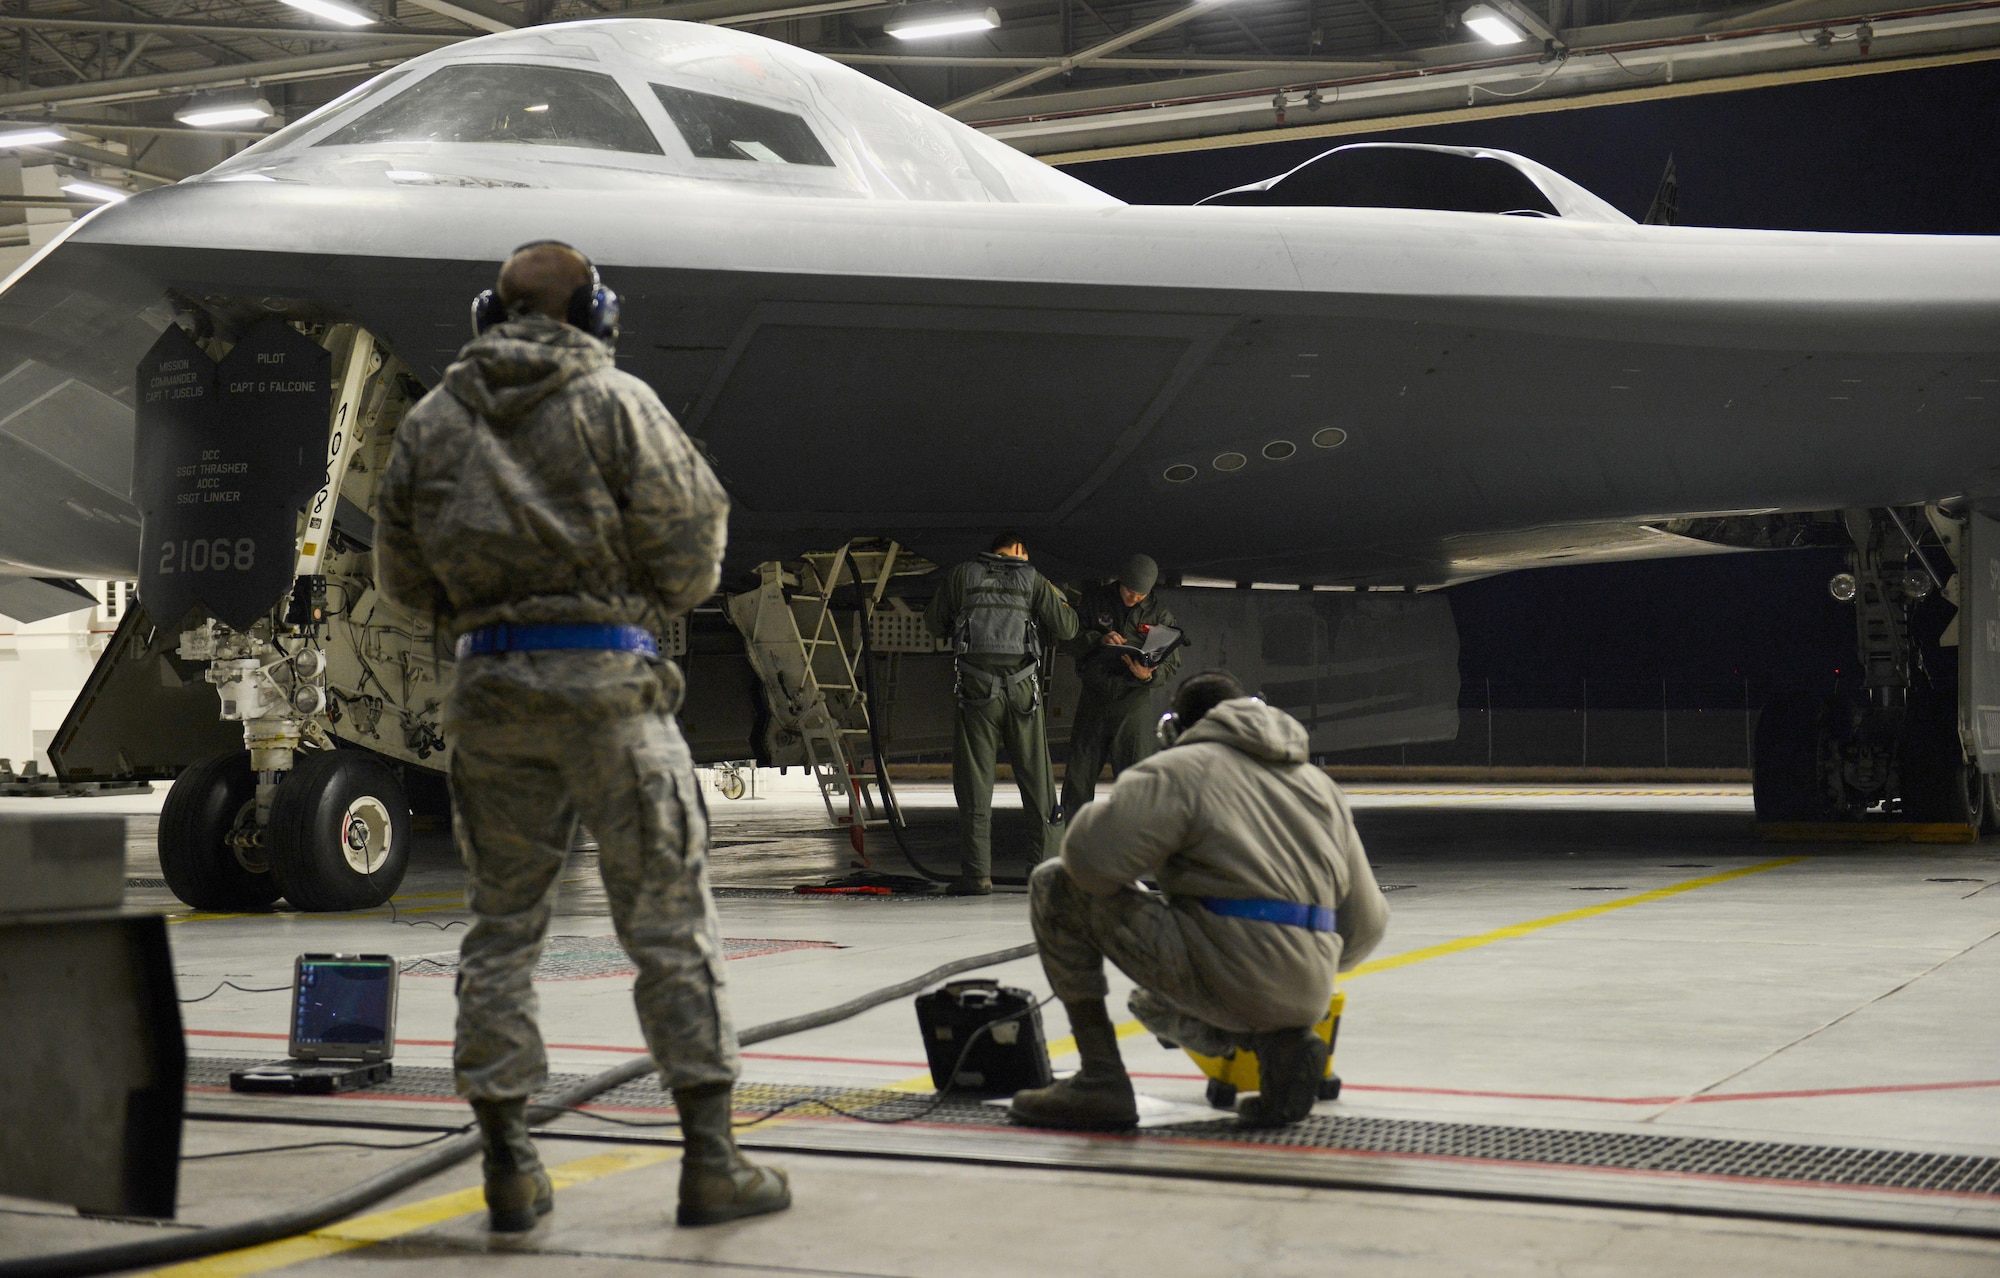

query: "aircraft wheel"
xmin=267 ymin=750 xmax=411 ymax=912
xmin=1205 ymin=1078 xmax=1237 ymax=1110
xmin=158 ymin=749 xmax=280 ymax=912
xmin=1752 ymin=693 xmax=1841 ymax=822
xmin=1900 ymin=701 xmax=1984 ymax=826
xmin=1984 ymin=776 xmax=2000 ymax=837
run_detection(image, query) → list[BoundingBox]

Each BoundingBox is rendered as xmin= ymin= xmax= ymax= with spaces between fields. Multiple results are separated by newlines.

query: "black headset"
xmin=470 ymin=239 xmax=621 ymax=341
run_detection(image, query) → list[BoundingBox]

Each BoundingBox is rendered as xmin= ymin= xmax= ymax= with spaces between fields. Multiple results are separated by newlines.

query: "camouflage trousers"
xmin=1027 ymin=860 xmax=1248 ymax=1058
xmin=449 ymin=705 xmax=738 ymax=1099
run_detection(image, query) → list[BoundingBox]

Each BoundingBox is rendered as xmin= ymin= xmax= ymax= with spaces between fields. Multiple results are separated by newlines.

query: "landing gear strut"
xmin=1752 ymin=507 xmax=1986 ymax=828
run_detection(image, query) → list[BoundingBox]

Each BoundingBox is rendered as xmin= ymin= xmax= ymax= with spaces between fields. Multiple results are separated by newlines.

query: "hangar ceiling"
xmin=0 ymin=0 xmax=1993 ymax=200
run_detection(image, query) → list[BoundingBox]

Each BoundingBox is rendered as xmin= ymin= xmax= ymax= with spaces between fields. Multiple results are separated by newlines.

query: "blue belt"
xmin=1199 ymin=896 xmax=1337 ymax=933
xmin=455 ymin=623 xmax=658 ymax=661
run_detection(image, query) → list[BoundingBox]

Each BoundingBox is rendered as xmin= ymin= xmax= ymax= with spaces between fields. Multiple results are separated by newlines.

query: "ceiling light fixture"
xmin=278 ymin=0 xmax=377 ymax=27
xmin=885 ymin=4 xmax=999 ymax=40
xmin=175 ymin=97 xmax=274 ymax=128
xmin=1461 ymin=3 xmax=1527 ymax=43
xmin=0 ymin=128 xmax=64 ymax=149
xmin=62 ymin=181 xmax=128 ymax=203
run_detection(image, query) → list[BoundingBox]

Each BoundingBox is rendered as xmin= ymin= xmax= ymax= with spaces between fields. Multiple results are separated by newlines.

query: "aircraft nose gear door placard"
xmin=1962 ymin=512 xmax=2000 ymax=774
xmin=134 ymin=320 xmax=331 ymax=630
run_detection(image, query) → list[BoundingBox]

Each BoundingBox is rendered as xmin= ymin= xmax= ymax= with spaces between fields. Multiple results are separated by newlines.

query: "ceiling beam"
xmin=0 ymin=41 xmax=440 ymax=109
xmin=1351 ymin=0 xmax=1411 ymax=48
xmin=399 ymin=0 xmax=522 ymax=32
xmin=0 ymin=15 xmax=463 ymax=44
xmin=0 ymin=117 xmax=273 ymax=139
xmin=941 ymin=0 xmax=1231 ymax=113
xmin=829 ymin=51 xmax=1407 ymax=70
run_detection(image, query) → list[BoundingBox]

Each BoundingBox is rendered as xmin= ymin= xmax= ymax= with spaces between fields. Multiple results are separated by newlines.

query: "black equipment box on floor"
xmin=915 ymin=979 xmax=1051 ymax=1096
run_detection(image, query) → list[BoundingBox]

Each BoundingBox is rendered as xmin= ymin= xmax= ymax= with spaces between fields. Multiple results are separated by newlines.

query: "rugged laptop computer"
xmin=228 ymin=953 xmax=398 ymax=1094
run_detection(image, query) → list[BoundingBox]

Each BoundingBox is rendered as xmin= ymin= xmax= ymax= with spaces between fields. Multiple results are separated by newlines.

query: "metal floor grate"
xmin=398 ymin=936 xmax=839 ymax=980
xmin=186 ymin=1059 xmax=2000 ymax=1198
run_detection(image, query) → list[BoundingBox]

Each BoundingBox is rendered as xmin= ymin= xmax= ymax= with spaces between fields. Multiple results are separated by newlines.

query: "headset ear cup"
xmin=470 ymin=290 xmax=506 ymax=338
xmin=592 ymin=285 xmax=620 ymax=342
xmin=568 ymin=283 xmax=619 ymax=341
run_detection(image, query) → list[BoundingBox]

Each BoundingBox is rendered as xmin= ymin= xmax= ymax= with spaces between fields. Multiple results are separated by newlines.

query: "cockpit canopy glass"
xmin=317 ymin=64 xmax=663 ymax=155
xmin=651 ymin=83 xmax=833 ymax=166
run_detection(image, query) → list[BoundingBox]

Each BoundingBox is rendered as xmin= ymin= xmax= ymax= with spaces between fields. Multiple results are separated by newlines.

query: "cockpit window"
xmin=317 ymin=64 xmax=662 ymax=154
xmin=650 ymin=84 xmax=833 ymax=166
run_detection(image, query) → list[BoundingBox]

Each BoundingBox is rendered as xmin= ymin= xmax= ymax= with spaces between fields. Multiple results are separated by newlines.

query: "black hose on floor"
xmin=854 ymin=594 xmax=1026 ymax=888
xmin=0 ymin=941 xmax=1039 ymax=1278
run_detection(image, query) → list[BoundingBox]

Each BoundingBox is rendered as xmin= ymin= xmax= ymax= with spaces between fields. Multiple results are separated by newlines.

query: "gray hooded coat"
xmin=1060 ymin=696 xmax=1391 ymax=1030
xmin=378 ymin=315 xmax=728 ymax=643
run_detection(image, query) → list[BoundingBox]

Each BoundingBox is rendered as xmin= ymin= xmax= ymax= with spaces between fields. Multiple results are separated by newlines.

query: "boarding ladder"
xmin=726 ymin=542 xmax=929 ymax=848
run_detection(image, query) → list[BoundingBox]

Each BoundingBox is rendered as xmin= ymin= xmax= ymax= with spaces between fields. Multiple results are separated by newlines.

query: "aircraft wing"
xmin=1 ymin=18 xmax=1995 ymax=589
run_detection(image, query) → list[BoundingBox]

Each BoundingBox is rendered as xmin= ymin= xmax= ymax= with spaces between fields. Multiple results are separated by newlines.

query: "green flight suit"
xmin=925 ymin=553 xmax=1079 ymax=879
xmin=1060 ymin=581 xmax=1181 ymax=816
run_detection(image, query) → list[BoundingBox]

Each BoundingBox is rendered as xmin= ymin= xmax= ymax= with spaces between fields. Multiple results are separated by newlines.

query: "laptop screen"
xmin=290 ymin=954 xmax=398 ymax=1061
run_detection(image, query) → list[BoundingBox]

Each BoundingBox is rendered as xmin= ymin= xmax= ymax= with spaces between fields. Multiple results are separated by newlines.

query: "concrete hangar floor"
xmin=6 ymin=777 xmax=2000 ymax=1277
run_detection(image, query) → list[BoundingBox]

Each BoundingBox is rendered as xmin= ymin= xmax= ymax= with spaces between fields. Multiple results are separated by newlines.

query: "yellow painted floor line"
xmin=1340 ymin=856 xmax=1809 ymax=982
xmin=168 ymin=891 xmax=465 ymax=926
xmin=1002 ymin=856 xmax=1809 ymax=1067
xmin=145 ymin=1148 xmax=674 ymax=1278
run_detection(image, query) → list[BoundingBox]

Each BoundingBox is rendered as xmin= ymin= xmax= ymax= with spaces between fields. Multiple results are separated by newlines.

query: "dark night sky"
xmin=1059 ymin=58 xmax=2000 ymax=704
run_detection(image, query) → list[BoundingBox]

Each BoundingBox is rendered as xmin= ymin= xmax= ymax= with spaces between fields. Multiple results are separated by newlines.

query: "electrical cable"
xmin=177 ymin=980 xmax=291 ymax=1004
xmin=180 ymin=1131 xmax=465 ymax=1161
xmin=553 ymin=992 xmax=1055 ymax=1130
xmin=854 ymin=582 xmax=1026 ymax=888
xmin=0 ymin=940 xmax=1038 ymax=1278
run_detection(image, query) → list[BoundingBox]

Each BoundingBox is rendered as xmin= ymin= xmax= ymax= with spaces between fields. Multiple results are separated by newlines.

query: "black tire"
xmin=1900 ymin=699 xmax=1984 ymax=826
xmin=1753 ymin=693 xmax=1840 ymax=822
xmin=1317 ymin=1075 xmax=1342 ymax=1102
xmin=267 ymin=750 xmax=411 ymax=912
xmin=158 ymin=749 xmax=280 ymax=912
xmin=1205 ymin=1078 xmax=1237 ymax=1110
xmin=1984 ymin=775 xmax=2000 ymax=837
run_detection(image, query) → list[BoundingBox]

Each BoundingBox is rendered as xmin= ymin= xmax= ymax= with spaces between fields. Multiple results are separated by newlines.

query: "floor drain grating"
xmin=186 ymin=1060 xmax=2000 ymax=1197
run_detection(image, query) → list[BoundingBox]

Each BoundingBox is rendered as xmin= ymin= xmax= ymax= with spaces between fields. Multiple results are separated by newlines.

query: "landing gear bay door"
xmin=134 ymin=320 xmax=329 ymax=631
xmin=1961 ymin=512 xmax=2000 ymax=773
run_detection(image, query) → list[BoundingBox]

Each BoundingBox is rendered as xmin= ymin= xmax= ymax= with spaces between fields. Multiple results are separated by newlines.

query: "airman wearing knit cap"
xmin=1059 ymin=553 xmax=1180 ymax=816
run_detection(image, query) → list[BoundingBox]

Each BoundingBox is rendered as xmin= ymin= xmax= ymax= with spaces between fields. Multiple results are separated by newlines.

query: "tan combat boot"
xmin=1008 ymin=998 xmax=1139 ymax=1131
xmin=471 ymin=1098 xmax=554 ymax=1232
xmin=673 ymin=1084 xmax=792 ymax=1226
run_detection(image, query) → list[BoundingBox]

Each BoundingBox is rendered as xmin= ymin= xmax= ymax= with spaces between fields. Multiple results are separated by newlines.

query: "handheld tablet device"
xmin=1107 ymin=622 xmax=1186 ymax=669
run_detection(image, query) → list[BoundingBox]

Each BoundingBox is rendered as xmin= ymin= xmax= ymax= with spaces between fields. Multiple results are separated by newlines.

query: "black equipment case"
xmin=914 ymin=979 xmax=1052 ymax=1096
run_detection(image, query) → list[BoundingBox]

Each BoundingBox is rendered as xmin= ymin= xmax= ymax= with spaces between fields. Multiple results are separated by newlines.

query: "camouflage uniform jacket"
xmin=1064 ymin=580 xmax=1181 ymax=705
xmin=377 ymin=315 xmax=728 ymax=648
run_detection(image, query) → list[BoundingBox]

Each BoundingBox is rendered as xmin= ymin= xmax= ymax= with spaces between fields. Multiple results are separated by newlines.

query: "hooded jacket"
xmin=1061 ymin=696 xmax=1391 ymax=1031
xmin=378 ymin=315 xmax=728 ymax=641
xmin=378 ymin=316 xmax=732 ymax=724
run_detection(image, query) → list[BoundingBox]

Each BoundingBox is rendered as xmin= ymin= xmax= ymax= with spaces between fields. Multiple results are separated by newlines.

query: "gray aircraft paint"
xmin=0 ymin=18 xmax=1993 ymax=591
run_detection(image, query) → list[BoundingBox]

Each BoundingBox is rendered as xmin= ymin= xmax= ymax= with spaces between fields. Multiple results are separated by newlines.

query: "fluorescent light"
xmin=885 ymin=6 xmax=998 ymax=39
xmin=175 ymin=99 xmax=274 ymax=128
xmin=278 ymin=0 xmax=377 ymax=26
xmin=523 ymin=103 xmax=550 ymax=113
xmin=383 ymin=169 xmax=430 ymax=181
xmin=0 ymin=129 xmax=63 ymax=149
xmin=62 ymin=181 xmax=127 ymax=203
xmin=1462 ymin=3 xmax=1527 ymax=42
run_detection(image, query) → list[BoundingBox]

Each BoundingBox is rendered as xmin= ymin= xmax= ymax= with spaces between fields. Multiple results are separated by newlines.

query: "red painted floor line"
xmin=182 ymin=1032 xmax=2000 ymax=1108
